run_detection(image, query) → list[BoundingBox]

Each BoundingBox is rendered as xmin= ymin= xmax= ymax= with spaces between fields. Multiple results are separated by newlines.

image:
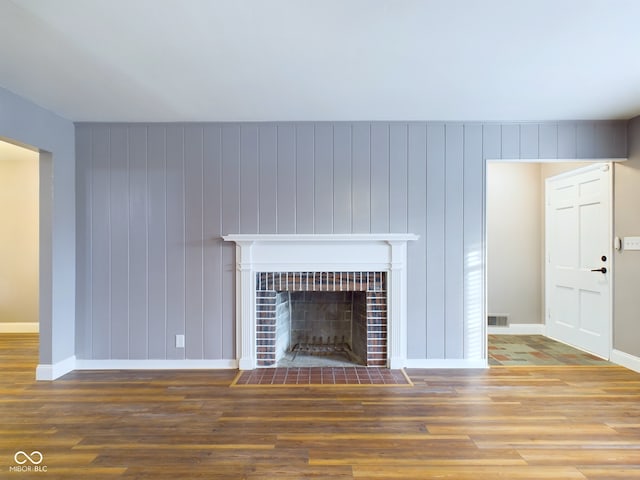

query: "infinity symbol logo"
xmin=14 ymin=451 xmax=43 ymax=465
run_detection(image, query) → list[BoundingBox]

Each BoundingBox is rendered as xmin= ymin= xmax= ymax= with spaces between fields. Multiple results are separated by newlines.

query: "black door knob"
xmin=590 ymin=267 xmax=607 ymax=274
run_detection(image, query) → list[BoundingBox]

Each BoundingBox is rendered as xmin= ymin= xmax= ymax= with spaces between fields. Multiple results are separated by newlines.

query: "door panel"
xmin=546 ymin=163 xmax=611 ymax=359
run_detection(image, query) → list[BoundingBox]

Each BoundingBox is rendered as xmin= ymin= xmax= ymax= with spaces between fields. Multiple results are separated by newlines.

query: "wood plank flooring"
xmin=2 ymin=334 xmax=640 ymax=479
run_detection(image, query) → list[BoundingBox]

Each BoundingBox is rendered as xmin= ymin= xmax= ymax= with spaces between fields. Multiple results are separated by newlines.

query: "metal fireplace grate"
xmin=290 ymin=335 xmax=358 ymax=362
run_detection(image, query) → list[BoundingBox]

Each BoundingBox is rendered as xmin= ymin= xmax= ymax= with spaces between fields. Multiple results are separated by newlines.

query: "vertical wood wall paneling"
xmin=593 ymin=121 xmax=613 ymax=158
xmin=389 ymin=124 xmax=408 ymax=233
xmin=592 ymin=120 xmax=626 ymax=158
xmin=463 ymin=124 xmax=484 ymax=359
xmin=296 ymin=125 xmax=315 ymax=233
xmin=147 ymin=126 xmax=167 ymax=358
xmin=90 ymin=127 xmax=110 ymax=359
xmin=75 ymin=125 xmax=92 ymax=358
xmin=221 ymin=126 xmax=240 ymax=359
xmin=258 ymin=126 xmax=278 ymax=234
xmin=519 ymin=124 xmax=539 ymax=159
xmin=576 ymin=122 xmax=596 ymax=158
xmin=406 ymin=124 xmax=427 ymax=358
xmin=611 ymin=120 xmax=628 ymax=158
xmin=221 ymin=126 xmax=240 ymax=235
xmin=314 ymin=124 xmax=334 ymax=233
xmin=184 ymin=127 xmax=204 ymax=359
xmin=240 ymin=126 xmax=259 ymax=234
xmin=203 ymin=126 xmax=224 ymax=359
xmin=109 ymin=127 xmax=130 ymax=359
xmin=276 ymin=125 xmax=296 ymax=233
xmin=482 ymin=124 xmax=501 ymax=160
xmin=128 ymin=126 xmax=148 ymax=359
xmin=539 ymin=123 xmax=558 ymax=159
xmin=165 ymin=127 xmax=185 ymax=360
xmin=352 ymin=123 xmax=371 ymax=233
xmin=557 ymin=122 xmax=577 ymax=159
xmin=444 ymin=124 xmax=464 ymax=358
xmin=370 ymin=123 xmax=390 ymax=233
xmin=75 ymin=121 xmax=629 ymax=362
xmin=332 ymin=124 xmax=352 ymax=234
xmin=425 ymin=124 xmax=446 ymax=358
xmin=501 ymin=124 xmax=520 ymax=159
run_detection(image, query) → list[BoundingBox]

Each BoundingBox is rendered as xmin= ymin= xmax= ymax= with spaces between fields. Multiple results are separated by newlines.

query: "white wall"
xmin=487 ymin=162 xmax=542 ymax=325
xmin=0 ymin=140 xmax=39 ymax=327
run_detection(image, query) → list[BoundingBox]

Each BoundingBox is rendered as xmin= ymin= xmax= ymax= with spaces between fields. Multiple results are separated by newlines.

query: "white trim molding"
xmin=488 ymin=323 xmax=546 ymax=335
xmin=0 ymin=322 xmax=39 ymax=333
xmin=405 ymin=358 xmax=488 ymax=369
xmin=75 ymin=359 xmax=238 ymax=370
xmin=36 ymin=355 xmax=76 ymax=381
xmin=223 ymin=233 xmax=419 ymax=370
xmin=611 ymin=349 xmax=640 ymax=373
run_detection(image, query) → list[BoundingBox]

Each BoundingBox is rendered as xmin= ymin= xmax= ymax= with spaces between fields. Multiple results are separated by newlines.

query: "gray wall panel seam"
xmin=182 ymin=126 xmax=186 ymax=359
xmin=443 ymin=124 xmax=447 ymax=357
xmin=331 ymin=124 xmax=335 ymax=234
xmin=145 ymin=126 xmax=149 ymax=359
xmin=201 ymin=127 xmax=204 ymax=358
xmin=163 ymin=127 xmax=167 ymax=359
xmin=462 ymin=124 xmax=465 ymax=357
xmin=126 ymin=128 xmax=131 ymax=359
xmin=275 ymin=126 xmax=279 ymax=233
xmin=107 ymin=127 xmax=112 ymax=358
xmin=89 ymin=127 xmax=93 ymax=359
xmin=424 ymin=123 xmax=429 ymax=353
xmin=217 ymin=127 xmax=223 ymax=357
xmin=350 ymin=124 xmax=354 ymax=233
xmin=368 ymin=123 xmax=372 ymax=233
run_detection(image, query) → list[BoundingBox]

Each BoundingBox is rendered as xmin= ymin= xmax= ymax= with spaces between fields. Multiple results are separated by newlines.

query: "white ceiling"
xmin=1 ymin=0 xmax=640 ymax=122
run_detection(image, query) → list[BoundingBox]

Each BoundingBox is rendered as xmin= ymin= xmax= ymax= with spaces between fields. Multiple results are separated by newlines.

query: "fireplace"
xmin=256 ymin=271 xmax=386 ymax=367
xmin=222 ymin=234 xmax=418 ymax=370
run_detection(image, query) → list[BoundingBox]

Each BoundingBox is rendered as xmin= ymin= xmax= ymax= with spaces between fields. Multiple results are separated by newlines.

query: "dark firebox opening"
xmin=275 ymin=291 xmax=367 ymax=366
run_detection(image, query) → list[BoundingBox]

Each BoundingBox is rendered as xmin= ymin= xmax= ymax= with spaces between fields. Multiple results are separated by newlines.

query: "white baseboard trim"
xmin=610 ymin=349 xmax=640 ymax=373
xmin=404 ymin=359 xmax=488 ymax=369
xmin=488 ymin=323 xmax=546 ymax=335
xmin=74 ymin=359 xmax=238 ymax=370
xmin=0 ymin=322 xmax=39 ymax=333
xmin=36 ymin=355 xmax=76 ymax=381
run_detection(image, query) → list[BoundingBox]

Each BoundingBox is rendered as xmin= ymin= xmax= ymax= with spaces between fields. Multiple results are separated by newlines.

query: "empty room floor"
xmin=2 ymin=333 xmax=640 ymax=479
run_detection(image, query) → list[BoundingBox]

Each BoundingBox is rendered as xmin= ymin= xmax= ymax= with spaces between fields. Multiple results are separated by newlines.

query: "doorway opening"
xmin=0 ymin=139 xmax=41 ymax=367
xmin=486 ymin=160 xmax=613 ymax=366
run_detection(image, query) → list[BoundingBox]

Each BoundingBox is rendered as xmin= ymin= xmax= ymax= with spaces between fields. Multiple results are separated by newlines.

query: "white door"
xmin=545 ymin=163 xmax=611 ymax=359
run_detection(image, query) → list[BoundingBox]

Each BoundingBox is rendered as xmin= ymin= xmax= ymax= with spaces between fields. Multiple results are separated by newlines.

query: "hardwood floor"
xmin=2 ymin=334 xmax=640 ymax=479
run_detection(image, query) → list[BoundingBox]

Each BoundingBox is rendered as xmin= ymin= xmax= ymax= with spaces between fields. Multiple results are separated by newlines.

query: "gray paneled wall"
xmin=75 ymin=121 xmax=627 ymax=361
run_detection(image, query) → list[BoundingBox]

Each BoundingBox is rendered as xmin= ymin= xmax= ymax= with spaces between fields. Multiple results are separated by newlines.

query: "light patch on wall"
xmin=465 ymin=245 xmax=484 ymax=359
xmin=0 ymin=140 xmax=39 ymax=326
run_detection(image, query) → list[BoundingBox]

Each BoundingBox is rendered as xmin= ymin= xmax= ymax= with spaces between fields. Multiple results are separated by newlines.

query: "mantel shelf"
xmin=223 ymin=233 xmax=419 ymax=243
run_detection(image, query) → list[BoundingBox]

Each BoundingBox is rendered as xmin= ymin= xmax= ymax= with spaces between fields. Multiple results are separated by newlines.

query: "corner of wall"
xmin=613 ymin=115 xmax=640 ymax=358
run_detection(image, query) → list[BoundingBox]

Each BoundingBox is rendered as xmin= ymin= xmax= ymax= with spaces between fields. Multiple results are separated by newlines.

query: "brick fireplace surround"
xmin=256 ymin=271 xmax=387 ymax=367
xmin=222 ymin=234 xmax=419 ymax=370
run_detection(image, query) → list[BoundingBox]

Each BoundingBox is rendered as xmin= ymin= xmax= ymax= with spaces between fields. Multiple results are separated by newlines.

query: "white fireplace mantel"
xmin=222 ymin=234 xmax=419 ymax=370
